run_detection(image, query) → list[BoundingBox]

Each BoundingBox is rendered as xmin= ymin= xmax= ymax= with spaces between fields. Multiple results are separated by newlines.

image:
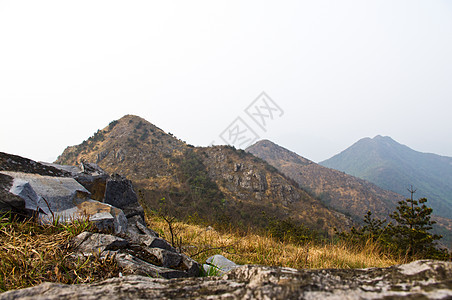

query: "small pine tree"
xmin=388 ymin=186 xmax=443 ymax=258
xmin=337 ymin=186 xmax=449 ymax=260
xmin=362 ymin=210 xmax=387 ymax=239
xmin=338 ymin=210 xmax=388 ymax=245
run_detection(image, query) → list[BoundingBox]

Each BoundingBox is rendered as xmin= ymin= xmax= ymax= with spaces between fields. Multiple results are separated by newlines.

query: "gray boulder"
xmin=42 ymin=162 xmax=110 ymax=202
xmin=72 ymin=232 xmax=129 ymax=254
xmin=70 ymin=231 xmax=200 ymax=279
xmin=104 ymin=174 xmax=144 ymax=220
xmin=114 ymin=253 xmax=189 ymax=279
xmin=0 ymin=173 xmax=26 ymax=214
xmin=145 ymin=248 xmax=182 ymax=269
xmin=0 ymin=171 xmax=127 ymax=234
xmin=1 ymin=260 xmax=450 ymax=299
xmin=126 ymin=215 xmax=159 ymax=245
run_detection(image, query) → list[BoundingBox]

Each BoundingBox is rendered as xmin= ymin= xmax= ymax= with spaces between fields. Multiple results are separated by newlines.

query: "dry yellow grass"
xmin=0 ymin=214 xmax=120 ymax=292
xmin=147 ymin=215 xmax=405 ymax=270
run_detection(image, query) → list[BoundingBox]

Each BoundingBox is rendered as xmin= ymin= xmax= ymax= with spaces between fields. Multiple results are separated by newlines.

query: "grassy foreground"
xmin=1 ymin=212 xmax=406 ymax=293
xmin=0 ymin=214 xmax=120 ymax=292
xmin=146 ymin=215 xmax=405 ymax=270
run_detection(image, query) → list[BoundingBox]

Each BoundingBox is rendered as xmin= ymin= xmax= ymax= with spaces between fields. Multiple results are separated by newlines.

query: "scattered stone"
xmin=78 ymin=200 xmax=128 ymax=234
xmin=70 ymin=230 xmax=200 ymax=279
xmin=104 ymin=174 xmax=144 ymax=220
xmin=136 ymin=219 xmax=159 ymax=237
xmin=145 ymin=248 xmax=182 ymax=269
xmin=180 ymin=253 xmax=201 ymax=277
xmin=126 ymin=214 xmax=159 ymax=241
xmin=204 ymin=255 xmax=239 ymax=276
xmin=72 ymin=232 xmax=129 ymax=254
xmin=140 ymin=235 xmax=175 ymax=252
xmin=114 ymin=252 xmax=190 ymax=279
xmin=1 ymin=260 xmax=450 ymax=299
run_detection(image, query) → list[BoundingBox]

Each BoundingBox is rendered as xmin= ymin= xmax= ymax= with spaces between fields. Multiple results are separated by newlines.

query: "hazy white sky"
xmin=1 ymin=0 xmax=451 ymax=163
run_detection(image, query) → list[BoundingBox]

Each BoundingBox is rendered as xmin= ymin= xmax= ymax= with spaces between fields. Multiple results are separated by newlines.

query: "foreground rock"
xmin=71 ymin=230 xmax=200 ymax=279
xmin=40 ymin=163 xmax=145 ymax=223
xmin=0 ymin=171 xmax=127 ymax=234
xmin=1 ymin=260 xmax=451 ymax=299
xmin=203 ymin=254 xmax=240 ymax=276
xmin=0 ymin=152 xmax=199 ymax=279
xmin=1 ymin=153 xmax=144 ymax=234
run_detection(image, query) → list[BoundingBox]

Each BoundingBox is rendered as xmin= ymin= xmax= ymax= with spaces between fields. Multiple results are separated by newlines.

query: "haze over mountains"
xmin=320 ymin=135 xmax=452 ymax=220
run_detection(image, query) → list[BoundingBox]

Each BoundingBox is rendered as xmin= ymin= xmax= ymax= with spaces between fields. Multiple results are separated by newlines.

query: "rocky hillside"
xmin=320 ymin=135 xmax=452 ymax=219
xmin=247 ymin=139 xmax=452 ymax=249
xmin=246 ymin=140 xmax=403 ymax=222
xmin=56 ymin=115 xmax=352 ymax=234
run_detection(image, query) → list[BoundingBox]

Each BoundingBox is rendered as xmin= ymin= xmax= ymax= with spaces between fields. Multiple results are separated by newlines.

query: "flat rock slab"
xmin=204 ymin=254 xmax=239 ymax=276
xmin=1 ymin=260 xmax=450 ymax=299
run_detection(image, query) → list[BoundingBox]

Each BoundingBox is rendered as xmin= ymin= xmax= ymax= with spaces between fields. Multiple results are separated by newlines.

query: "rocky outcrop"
xmin=200 ymin=146 xmax=353 ymax=233
xmin=70 ymin=230 xmax=200 ymax=279
xmin=0 ymin=173 xmax=25 ymax=213
xmin=44 ymin=162 xmax=144 ymax=223
xmin=43 ymin=162 xmax=110 ymax=203
xmin=246 ymin=139 xmax=403 ymax=222
xmin=0 ymin=153 xmax=145 ymax=234
xmin=0 ymin=152 xmax=70 ymax=177
xmin=1 ymin=260 xmax=450 ymax=299
xmin=0 ymin=152 xmax=201 ymax=279
xmin=0 ymin=171 xmax=127 ymax=234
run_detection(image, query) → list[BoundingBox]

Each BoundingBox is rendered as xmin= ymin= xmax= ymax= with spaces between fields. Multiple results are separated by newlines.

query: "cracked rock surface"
xmin=1 ymin=260 xmax=450 ymax=299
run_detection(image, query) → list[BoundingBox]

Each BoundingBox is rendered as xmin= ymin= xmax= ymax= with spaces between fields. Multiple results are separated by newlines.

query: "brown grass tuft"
xmin=147 ymin=215 xmax=405 ymax=270
xmin=0 ymin=213 xmax=120 ymax=292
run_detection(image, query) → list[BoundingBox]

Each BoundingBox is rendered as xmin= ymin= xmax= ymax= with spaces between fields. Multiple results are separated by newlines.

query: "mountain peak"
xmin=320 ymin=136 xmax=452 ymax=220
xmin=372 ymin=135 xmax=396 ymax=143
xmin=55 ymin=119 xmax=352 ymax=235
xmin=118 ymin=114 xmax=149 ymax=123
xmin=247 ymin=140 xmax=312 ymax=166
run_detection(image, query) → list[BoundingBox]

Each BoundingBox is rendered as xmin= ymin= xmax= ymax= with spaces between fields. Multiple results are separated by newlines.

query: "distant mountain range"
xmin=54 ymin=117 xmax=451 ymax=247
xmin=320 ymin=135 xmax=452 ymax=220
xmin=55 ymin=115 xmax=352 ymax=235
xmin=246 ymin=140 xmax=403 ymax=222
xmin=247 ymin=138 xmax=452 ymax=249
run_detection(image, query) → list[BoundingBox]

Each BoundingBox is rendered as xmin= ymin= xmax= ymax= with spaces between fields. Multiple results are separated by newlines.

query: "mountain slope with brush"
xmin=246 ymin=140 xmax=403 ymax=222
xmin=56 ymin=115 xmax=352 ymax=234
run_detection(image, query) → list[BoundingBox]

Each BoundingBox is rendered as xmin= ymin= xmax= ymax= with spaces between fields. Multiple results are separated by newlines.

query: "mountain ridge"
xmin=56 ymin=115 xmax=352 ymax=235
xmin=320 ymin=135 xmax=452 ymax=219
xmin=246 ymin=139 xmax=403 ymax=222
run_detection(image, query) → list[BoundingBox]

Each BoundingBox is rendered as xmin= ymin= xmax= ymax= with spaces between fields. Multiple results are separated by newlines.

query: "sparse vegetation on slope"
xmin=56 ymin=115 xmax=352 ymax=236
xmin=246 ymin=139 xmax=402 ymax=222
